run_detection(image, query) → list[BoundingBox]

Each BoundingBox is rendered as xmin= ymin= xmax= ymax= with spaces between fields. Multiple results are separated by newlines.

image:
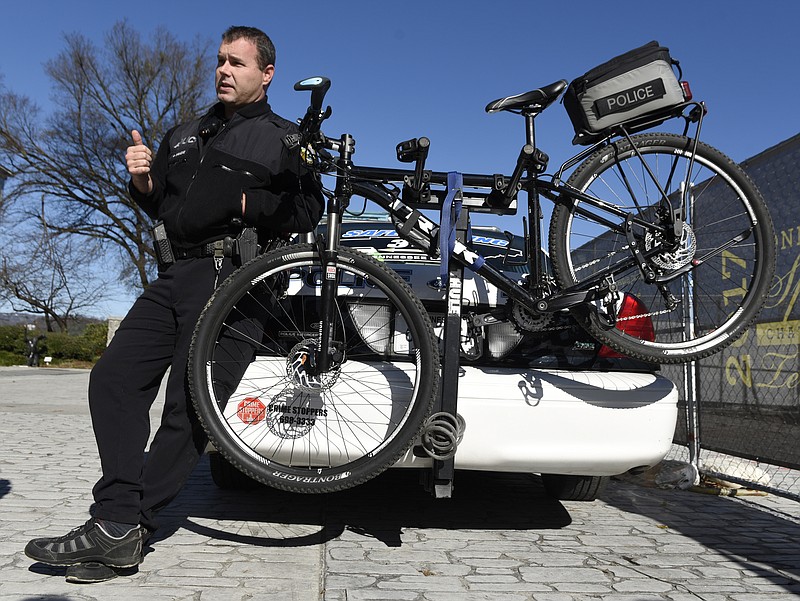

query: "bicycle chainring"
xmin=509 ymin=302 xmax=553 ymax=333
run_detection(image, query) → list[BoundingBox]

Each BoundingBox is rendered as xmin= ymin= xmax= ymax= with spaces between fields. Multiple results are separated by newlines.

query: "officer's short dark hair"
xmin=222 ymin=26 xmax=276 ymax=70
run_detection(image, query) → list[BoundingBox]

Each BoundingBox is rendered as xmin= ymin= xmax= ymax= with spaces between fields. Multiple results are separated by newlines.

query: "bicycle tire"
xmin=549 ymin=133 xmax=775 ymax=363
xmin=189 ymin=244 xmax=439 ymax=493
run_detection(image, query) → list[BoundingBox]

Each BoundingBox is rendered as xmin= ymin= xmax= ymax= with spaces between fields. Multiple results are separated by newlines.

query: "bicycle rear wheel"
xmin=189 ymin=244 xmax=439 ymax=493
xmin=549 ymin=133 xmax=775 ymax=363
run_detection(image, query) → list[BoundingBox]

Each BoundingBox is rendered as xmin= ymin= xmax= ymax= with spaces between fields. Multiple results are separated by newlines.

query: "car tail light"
xmin=484 ymin=320 xmax=524 ymax=359
xmin=347 ymin=302 xmax=392 ymax=355
xmin=681 ymin=81 xmax=693 ymax=101
xmin=347 ymin=301 xmax=414 ymax=356
xmin=598 ymin=293 xmax=655 ymax=359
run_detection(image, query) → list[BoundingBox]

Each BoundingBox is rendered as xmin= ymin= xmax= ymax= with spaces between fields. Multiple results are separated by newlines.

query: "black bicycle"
xmin=189 ymin=67 xmax=775 ymax=493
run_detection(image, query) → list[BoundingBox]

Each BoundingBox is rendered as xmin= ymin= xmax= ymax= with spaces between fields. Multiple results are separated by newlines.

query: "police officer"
xmin=25 ymin=25 xmax=323 ymax=581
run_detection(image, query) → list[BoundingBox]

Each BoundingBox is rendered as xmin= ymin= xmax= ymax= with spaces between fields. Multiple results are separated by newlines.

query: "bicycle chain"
xmin=573 ymin=246 xmax=630 ymax=272
xmin=507 ymin=300 xmax=676 ymax=334
xmin=615 ymin=307 xmax=677 ymax=321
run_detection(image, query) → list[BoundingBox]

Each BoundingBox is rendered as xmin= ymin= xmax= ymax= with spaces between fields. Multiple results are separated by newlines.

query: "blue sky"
xmin=2 ymin=0 xmax=799 ymax=316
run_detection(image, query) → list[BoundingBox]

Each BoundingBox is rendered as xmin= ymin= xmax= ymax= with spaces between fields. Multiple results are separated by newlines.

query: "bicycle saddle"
xmin=485 ymin=80 xmax=568 ymax=114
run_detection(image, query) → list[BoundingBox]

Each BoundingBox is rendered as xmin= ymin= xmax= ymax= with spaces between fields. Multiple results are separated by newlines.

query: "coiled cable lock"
xmin=420 ymin=412 xmax=466 ymax=460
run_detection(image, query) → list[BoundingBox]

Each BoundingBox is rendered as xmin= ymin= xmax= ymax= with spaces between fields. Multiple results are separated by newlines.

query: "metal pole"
xmin=684 ymin=359 xmax=701 ymax=486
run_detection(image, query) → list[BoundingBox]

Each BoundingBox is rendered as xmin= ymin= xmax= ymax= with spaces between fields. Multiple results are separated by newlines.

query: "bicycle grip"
xmin=294 ymin=76 xmax=331 ymax=113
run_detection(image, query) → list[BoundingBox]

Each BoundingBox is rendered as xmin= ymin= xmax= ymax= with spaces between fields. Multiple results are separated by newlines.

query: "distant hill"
xmin=0 ymin=313 xmax=105 ymax=331
xmin=0 ymin=313 xmax=40 ymax=327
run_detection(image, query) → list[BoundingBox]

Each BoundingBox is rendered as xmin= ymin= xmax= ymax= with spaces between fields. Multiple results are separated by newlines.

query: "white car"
xmin=208 ymin=220 xmax=678 ymax=501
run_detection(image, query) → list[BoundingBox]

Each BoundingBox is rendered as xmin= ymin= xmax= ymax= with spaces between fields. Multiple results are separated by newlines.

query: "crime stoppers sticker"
xmin=237 ymin=397 xmax=266 ymax=425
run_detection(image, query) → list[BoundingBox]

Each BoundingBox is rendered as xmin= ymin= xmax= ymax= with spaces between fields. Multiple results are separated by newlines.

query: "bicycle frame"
xmin=301 ymin=81 xmax=715 ymax=373
xmin=321 ymin=117 xmax=706 ymax=307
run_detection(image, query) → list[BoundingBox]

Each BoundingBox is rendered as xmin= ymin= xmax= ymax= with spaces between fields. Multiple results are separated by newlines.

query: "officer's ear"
xmin=262 ymin=64 xmax=274 ymax=89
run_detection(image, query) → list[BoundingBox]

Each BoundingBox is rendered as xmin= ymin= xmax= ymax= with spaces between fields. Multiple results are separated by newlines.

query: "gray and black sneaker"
xmin=24 ymin=518 xmax=143 ymax=568
xmin=65 ymin=561 xmax=122 ymax=584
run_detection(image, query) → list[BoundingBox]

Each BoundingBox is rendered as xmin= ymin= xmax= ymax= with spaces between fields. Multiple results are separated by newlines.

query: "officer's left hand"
xmin=126 ymin=130 xmax=153 ymax=194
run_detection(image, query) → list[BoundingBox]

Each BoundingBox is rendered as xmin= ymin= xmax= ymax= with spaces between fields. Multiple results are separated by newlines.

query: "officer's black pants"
xmin=88 ymin=257 xmax=236 ymax=532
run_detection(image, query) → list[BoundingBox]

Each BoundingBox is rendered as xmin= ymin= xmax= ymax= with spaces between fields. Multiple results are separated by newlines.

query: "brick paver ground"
xmin=0 ymin=366 xmax=798 ymax=600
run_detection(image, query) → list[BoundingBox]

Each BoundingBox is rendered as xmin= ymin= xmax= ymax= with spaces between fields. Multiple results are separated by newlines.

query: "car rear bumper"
xmin=394 ymin=366 xmax=678 ymax=475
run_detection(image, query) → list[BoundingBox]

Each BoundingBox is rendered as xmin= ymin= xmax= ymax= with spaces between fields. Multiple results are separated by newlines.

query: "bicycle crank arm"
xmin=535 ymin=289 xmax=599 ymax=312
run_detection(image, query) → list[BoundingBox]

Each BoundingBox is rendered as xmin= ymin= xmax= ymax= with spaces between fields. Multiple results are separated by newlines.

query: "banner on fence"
xmin=697 ymin=133 xmax=800 ymax=469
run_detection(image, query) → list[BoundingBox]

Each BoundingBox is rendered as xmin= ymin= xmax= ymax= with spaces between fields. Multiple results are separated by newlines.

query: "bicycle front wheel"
xmin=189 ymin=244 xmax=439 ymax=493
xmin=549 ymin=133 xmax=775 ymax=363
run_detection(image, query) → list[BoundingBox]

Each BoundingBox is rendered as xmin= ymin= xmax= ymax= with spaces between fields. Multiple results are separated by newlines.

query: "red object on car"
xmin=598 ymin=293 xmax=656 ymax=359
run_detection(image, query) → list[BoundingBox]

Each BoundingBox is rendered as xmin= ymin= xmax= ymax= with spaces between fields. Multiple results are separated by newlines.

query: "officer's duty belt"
xmin=173 ymin=238 xmax=235 ymax=260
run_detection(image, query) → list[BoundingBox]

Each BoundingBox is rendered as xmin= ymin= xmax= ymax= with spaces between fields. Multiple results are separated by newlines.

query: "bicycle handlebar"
xmin=292 ymin=76 xmax=520 ymax=214
xmin=294 ymin=76 xmax=332 ymax=137
xmin=294 ymin=76 xmax=331 ymax=114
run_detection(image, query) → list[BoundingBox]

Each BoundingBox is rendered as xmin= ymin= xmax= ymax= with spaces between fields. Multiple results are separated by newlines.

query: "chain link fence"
xmin=664 ymin=133 xmax=800 ymax=502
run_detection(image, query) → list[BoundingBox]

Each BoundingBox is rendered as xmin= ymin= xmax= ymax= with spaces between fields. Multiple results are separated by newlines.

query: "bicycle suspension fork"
xmin=317 ymin=133 xmax=355 ymax=372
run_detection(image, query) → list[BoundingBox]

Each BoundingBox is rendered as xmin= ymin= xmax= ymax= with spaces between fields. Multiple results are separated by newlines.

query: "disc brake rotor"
xmin=645 ymin=223 xmax=697 ymax=271
xmin=287 ymin=340 xmax=342 ymax=392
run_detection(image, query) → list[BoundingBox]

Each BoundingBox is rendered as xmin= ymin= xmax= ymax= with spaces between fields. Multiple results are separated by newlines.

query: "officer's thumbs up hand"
xmin=126 ymin=129 xmax=154 ymax=194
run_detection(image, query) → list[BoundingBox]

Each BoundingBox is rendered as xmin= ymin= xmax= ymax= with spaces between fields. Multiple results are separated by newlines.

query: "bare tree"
xmin=0 ymin=21 xmax=213 ymax=290
xmin=0 ymin=205 xmax=110 ymax=332
xmin=0 ymin=164 xmax=9 ymax=199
